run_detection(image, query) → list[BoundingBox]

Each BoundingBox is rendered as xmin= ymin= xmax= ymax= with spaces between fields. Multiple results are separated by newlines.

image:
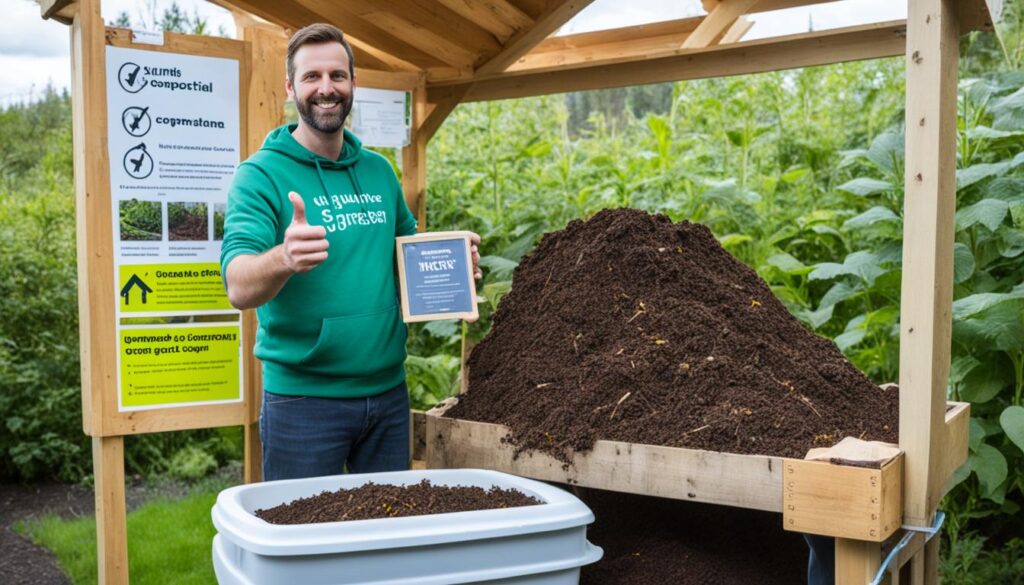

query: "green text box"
xmin=120 ymin=325 xmax=241 ymax=408
xmin=119 ymin=262 xmax=231 ymax=313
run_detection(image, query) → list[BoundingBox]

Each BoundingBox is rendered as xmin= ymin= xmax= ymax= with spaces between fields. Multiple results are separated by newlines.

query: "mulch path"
xmin=449 ymin=208 xmax=899 ymax=463
xmin=256 ymin=479 xmax=541 ymax=524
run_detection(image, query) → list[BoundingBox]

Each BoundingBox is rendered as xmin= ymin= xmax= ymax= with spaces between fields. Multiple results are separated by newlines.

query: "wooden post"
xmin=835 ymin=538 xmax=882 ymax=585
xmin=402 ymin=81 xmax=429 ymax=229
xmin=70 ymin=0 xmax=129 ymax=582
xmin=239 ymin=24 xmax=289 ymax=484
xmin=900 ymin=0 xmax=959 ymax=583
xmin=93 ymin=437 xmax=128 ymax=585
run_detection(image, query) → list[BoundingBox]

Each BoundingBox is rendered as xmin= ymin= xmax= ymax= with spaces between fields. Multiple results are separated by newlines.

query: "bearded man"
xmin=221 ymin=23 xmax=479 ymax=480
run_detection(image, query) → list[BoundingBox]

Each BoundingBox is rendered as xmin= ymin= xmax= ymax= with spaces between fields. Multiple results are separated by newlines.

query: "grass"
xmin=16 ymin=478 xmax=237 ymax=585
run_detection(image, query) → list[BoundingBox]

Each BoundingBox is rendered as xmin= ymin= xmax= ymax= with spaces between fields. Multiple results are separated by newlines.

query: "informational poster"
xmin=350 ymin=87 xmax=410 ymax=148
xmin=396 ymin=232 xmax=478 ymax=323
xmin=106 ymin=46 xmax=242 ymax=411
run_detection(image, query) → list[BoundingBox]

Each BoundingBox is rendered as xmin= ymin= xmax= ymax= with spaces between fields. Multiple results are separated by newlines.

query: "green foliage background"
xmin=2 ymin=1 xmax=1024 ymax=571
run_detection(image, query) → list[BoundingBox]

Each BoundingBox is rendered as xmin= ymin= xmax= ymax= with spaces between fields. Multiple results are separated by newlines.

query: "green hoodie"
xmin=221 ymin=123 xmax=417 ymax=398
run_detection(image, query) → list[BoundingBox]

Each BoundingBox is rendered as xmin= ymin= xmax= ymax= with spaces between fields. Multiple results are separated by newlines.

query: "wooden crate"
xmin=783 ymin=454 xmax=903 ymax=542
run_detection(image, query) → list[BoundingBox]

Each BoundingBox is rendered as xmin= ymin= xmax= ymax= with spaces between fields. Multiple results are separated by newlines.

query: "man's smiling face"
xmin=287 ymin=41 xmax=354 ymax=135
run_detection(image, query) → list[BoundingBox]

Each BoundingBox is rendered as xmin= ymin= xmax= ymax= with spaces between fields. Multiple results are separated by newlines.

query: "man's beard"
xmin=296 ymin=92 xmax=352 ymax=134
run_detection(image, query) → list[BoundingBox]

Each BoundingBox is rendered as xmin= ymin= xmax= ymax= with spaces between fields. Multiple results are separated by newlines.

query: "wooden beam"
xmin=957 ymin=0 xmax=1001 ymax=32
xmin=426 ymin=408 xmax=785 ymax=512
xmin=356 ymin=69 xmax=424 ymax=91
xmin=421 ymin=86 xmax=470 ymax=141
xmin=40 ymin=0 xmax=75 ymax=24
xmin=475 ymin=0 xmax=597 ymax=77
xmin=721 ymin=16 xmax=754 ymax=44
xmin=683 ymin=0 xmax=761 ymax=49
xmin=899 ymin=0 xmax=959 ymax=533
xmin=504 ymin=17 xmax=704 ymax=74
xmin=435 ymin=0 xmax=534 ymax=42
xmin=430 ymin=21 xmax=906 ymax=103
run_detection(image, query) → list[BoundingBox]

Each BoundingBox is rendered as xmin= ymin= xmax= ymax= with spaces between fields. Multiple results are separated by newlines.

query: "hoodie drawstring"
xmin=314 ymin=156 xmax=368 ymax=214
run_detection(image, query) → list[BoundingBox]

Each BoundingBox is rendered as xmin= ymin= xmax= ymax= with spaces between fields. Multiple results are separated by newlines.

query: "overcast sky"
xmin=2 ymin=0 xmax=904 ymax=107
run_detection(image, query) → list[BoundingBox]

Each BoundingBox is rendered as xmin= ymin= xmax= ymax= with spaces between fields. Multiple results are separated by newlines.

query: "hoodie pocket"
xmin=299 ymin=305 xmax=407 ymax=377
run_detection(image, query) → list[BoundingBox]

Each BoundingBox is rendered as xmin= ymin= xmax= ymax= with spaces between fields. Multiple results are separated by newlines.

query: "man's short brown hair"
xmin=286 ymin=23 xmax=355 ymax=82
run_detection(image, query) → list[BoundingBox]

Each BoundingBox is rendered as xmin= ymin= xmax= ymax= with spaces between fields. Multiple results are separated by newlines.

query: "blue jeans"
xmin=805 ymin=534 xmax=835 ymax=585
xmin=259 ymin=382 xmax=410 ymax=481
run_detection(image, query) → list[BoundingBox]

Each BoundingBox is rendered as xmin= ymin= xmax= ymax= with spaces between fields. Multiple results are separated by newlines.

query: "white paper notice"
xmin=350 ymin=87 xmax=410 ymax=148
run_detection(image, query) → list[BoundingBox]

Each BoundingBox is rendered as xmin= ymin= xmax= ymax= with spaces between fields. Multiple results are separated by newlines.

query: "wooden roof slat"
xmin=510 ymin=0 xmax=550 ymax=20
xmin=684 ymin=0 xmax=761 ymax=49
xmin=475 ymin=0 xmax=598 ymax=77
xmin=371 ymin=0 xmax=503 ymax=56
xmin=431 ymin=21 xmax=907 ymax=103
xmin=342 ymin=7 xmax=477 ymax=68
xmin=435 ymin=0 xmax=534 ymax=42
xmin=290 ymin=0 xmax=450 ymax=68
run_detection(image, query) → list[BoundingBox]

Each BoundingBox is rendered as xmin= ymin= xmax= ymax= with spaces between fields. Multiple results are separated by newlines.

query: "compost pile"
xmin=447 ymin=209 xmax=898 ymax=461
xmin=578 ymin=487 xmax=806 ymax=585
xmin=255 ymin=480 xmax=541 ymax=525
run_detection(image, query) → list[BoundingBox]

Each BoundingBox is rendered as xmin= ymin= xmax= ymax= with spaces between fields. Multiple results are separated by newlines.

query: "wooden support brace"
xmin=683 ymin=0 xmax=761 ymax=49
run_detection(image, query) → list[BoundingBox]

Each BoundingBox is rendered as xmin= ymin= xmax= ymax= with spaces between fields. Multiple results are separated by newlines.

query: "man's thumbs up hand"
xmin=281 ymin=191 xmax=328 ymax=273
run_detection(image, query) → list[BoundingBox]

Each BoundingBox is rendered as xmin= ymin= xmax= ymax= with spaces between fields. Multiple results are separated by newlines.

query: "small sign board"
xmin=396 ymin=231 xmax=478 ymax=323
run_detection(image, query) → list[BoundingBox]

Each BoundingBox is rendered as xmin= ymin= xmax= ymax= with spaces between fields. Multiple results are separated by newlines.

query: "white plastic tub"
xmin=211 ymin=468 xmax=602 ymax=585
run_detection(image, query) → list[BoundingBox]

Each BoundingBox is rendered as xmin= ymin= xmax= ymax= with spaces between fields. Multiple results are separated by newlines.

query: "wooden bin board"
xmin=424 ymin=400 xmax=970 ymax=538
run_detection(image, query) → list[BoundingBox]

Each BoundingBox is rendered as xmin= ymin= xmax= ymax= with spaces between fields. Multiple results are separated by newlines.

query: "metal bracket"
xmin=869 ymin=511 xmax=946 ymax=585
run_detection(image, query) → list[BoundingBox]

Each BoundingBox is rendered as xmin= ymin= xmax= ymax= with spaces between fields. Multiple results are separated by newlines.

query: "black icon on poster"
xmin=123 ymin=143 xmax=154 ymax=179
xmin=118 ymin=62 xmax=147 ymax=93
xmin=121 ymin=106 xmax=152 ymax=137
xmin=120 ymin=273 xmax=154 ymax=305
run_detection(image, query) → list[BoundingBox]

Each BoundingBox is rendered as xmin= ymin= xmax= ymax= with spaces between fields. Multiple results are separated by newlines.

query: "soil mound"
xmin=255 ymin=480 xmax=541 ymax=524
xmin=447 ymin=208 xmax=898 ymax=461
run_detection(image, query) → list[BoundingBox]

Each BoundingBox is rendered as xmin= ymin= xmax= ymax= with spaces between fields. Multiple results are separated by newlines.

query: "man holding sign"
xmin=220 ymin=23 xmax=480 ymax=481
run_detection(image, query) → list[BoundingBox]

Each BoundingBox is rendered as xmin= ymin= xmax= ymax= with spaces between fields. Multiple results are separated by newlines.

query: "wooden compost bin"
xmin=424 ymin=401 xmax=968 ymax=544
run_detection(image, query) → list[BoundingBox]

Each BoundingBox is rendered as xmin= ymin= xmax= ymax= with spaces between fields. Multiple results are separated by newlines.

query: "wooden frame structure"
xmin=42 ymin=0 xmax=999 ymax=583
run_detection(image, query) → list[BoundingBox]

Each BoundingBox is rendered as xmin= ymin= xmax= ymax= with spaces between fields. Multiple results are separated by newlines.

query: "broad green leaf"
xmin=835 ymin=328 xmax=866 ymax=351
xmin=947 ymin=460 xmax=972 ymax=490
xmin=843 ymin=206 xmax=899 ymax=230
xmin=969 ymin=417 xmax=986 ymax=451
xmin=978 ymin=302 xmax=1024 ymax=352
xmin=956 ymin=199 xmax=1009 ymax=231
xmin=808 ymin=251 xmax=886 ymax=285
xmin=971 ymin=443 xmax=1008 ymax=498
xmin=719 ymin=234 xmax=753 ymax=249
xmin=481 ymin=280 xmax=512 ymax=309
xmin=952 ymin=287 xmax=1024 ymax=319
xmin=949 ymin=354 xmax=981 ymax=385
xmin=956 ymin=163 xmax=1010 ymax=190
xmin=965 ymin=126 xmax=1018 ymax=140
xmin=1000 ymin=405 xmax=1024 ymax=454
xmin=866 ymin=132 xmax=904 ymax=173
xmin=998 ymin=228 xmax=1024 ymax=258
xmin=1011 ymin=202 xmax=1024 ymax=227
xmin=781 ymin=167 xmax=810 ymax=183
xmin=765 ymin=252 xmax=807 ymax=274
xmin=800 ymin=304 xmax=834 ymax=330
xmin=820 ymin=281 xmax=860 ymax=309
xmin=985 ymin=177 xmax=1024 ymax=202
xmin=953 ymin=242 xmax=976 ymax=283
xmin=837 ymin=177 xmax=892 ymax=197
xmin=423 ymin=319 xmax=459 ymax=339
xmin=961 ymin=364 xmax=1009 ymax=403
xmin=522 ymin=140 xmax=552 ymax=158
xmin=478 ymin=255 xmax=519 ymax=280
